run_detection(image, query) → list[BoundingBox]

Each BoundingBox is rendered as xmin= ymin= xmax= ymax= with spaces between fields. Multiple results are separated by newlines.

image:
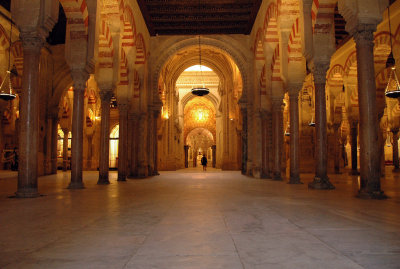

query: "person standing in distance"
xmin=201 ymin=154 xmax=208 ymax=171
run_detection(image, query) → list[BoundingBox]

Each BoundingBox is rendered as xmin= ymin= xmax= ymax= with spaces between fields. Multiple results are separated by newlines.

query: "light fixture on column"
xmin=0 ymin=16 xmax=17 ymax=101
xmin=284 ymin=124 xmax=290 ymax=136
xmin=385 ymin=3 xmax=400 ymax=98
xmin=308 ymin=115 xmax=316 ymax=127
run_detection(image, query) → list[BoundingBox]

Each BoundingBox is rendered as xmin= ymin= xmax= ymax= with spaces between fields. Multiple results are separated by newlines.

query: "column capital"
xmin=312 ymin=63 xmax=330 ymax=85
xmin=99 ymin=90 xmax=113 ymax=103
xmin=353 ymin=25 xmax=376 ymax=44
xmin=287 ymin=83 xmax=302 ymax=98
xmin=20 ymin=32 xmax=44 ymax=52
xmin=391 ymin=128 xmax=399 ymax=135
xmin=71 ymin=69 xmax=89 ymax=90
xmin=271 ymin=98 xmax=283 ymax=109
xmin=118 ymin=102 xmax=130 ymax=112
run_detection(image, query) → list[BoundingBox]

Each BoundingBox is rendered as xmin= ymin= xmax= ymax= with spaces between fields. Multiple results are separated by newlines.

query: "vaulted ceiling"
xmin=136 ymin=0 xmax=263 ymax=35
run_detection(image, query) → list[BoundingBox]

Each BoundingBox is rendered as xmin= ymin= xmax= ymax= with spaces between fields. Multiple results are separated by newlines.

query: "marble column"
xmin=117 ymin=103 xmax=129 ymax=181
xmin=147 ymin=112 xmax=155 ymax=175
xmin=50 ymin=116 xmax=59 ymax=174
xmin=272 ymin=99 xmax=283 ymax=180
xmin=62 ymin=128 xmax=69 ymax=171
xmin=349 ymin=121 xmax=359 ymax=175
xmin=288 ymin=90 xmax=302 ymax=184
xmin=354 ymin=27 xmax=385 ymax=199
xmin=68 ymin=70 xmax=89 ymax=189
xmin=16 ymin=34 xmax=44 ymax=197
xmin=184 ymin=145 xmax=189 ymax=168
xmin=309 ymin=63 xmax=335 ymax=189
xmin=392 ymin=129 xmax=399 ymax=171
xmin=241 ymin=107 xmax=248 ymax=174
xmin=333 ymin=124 xmax=341 ymax=174
xmin=137 ymin=113 xmax=148 ymax=178
xmin=98 ymin=91 xmax=112 ymax=184
xmin=261 ymin=112 xmax=270 ymax=178
xmin=128 ymin=114 xmax=138 ymax=178
xmin=212 ymin=145 xmax=216 ymax=168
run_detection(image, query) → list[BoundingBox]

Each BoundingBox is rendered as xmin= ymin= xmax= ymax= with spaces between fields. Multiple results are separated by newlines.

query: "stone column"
xmin=68 ymin=70 xmax=89 ymax=189
xmin=240 ymin=107 xmax=248 ymax=174
xmin=147 ymin=112 xmax=155 ymax=175
xmin=62 ymin=128 xmax=69 ymax=171
xmin=98 ymin=91 xmax=112 ymax=184
xmin=184 ymin=145 xmax=189 ymax=168
xmin=272 ymin=99 xmax=283 ymax=180
xmin=153 ymin=110 xmax=159 ymax=175
xmin=333 ymin=124 xmax=341 ymax=174
xmin=260 ymin=112 xmax=270 ymax=178
xmin=354 ymin=27 xmax=385 ymax=199
xmin=392 ymin=128 xmax=399 ymax=171
xmin=349 ymin=121 xmax=359 ymax=175
xmin=50 ymin=115 xmax=59 ymax=174
xmin=117 ymin=103 xmax=129 ymax=181
xmin=137 ymin=113 xmax=148 ymax=178
xmin=309 ymin=63 xmax=335 ymax=189
xmin=288 ymin=90 xmax=302 ymax=184
xmin=212 ymin=145 xmax=216 ymax=168
xmin=128 ymin=114 xmax=138 ymax=178
xmin=16 ymin=34 xmax=44 ymax=197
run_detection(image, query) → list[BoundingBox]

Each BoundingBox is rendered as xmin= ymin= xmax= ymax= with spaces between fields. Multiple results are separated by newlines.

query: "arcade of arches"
xmin=1 ymin=0 xmax=400 ymax=201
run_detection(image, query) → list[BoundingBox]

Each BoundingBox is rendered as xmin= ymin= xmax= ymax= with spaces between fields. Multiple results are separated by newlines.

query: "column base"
xmin=68 ymin=182 xmax=85 ymax=189
xmin=15 ymin=188 xmax=40 ymax=198
xmin=117 ymin=175 xmax=127 ymax=182
xmin=97 ymin=176 xmax=110 ymax=185
xmin=288 ymin=176 xmax=303 ymax=184
xmin=308 ymin=177 xmax=335 ymax=190
xmin=349 ymin=170 xmax=360 ymax=175
xmin=272 ymin=174 xmax=282 ymax=181
xmin=356 ymin=190 xmax=387 ymax=200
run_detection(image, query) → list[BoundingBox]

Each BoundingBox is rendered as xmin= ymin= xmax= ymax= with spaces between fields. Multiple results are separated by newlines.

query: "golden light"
xmin=195 ymin=109 xmax=208 ymax=122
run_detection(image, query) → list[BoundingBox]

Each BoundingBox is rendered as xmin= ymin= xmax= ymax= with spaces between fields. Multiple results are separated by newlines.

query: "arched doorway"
xmin=156 ymin=42 xmax=243 ymax=171
xmin=110 ymin=124 xmax=119 ymax=169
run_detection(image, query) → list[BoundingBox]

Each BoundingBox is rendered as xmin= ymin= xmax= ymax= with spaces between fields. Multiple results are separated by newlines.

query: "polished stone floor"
xmin=0 ymin=167 xmax=400 ymax=269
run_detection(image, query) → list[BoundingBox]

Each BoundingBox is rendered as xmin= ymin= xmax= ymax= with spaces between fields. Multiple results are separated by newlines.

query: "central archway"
xmin=154 ymin=37 xmax=244 ymax=171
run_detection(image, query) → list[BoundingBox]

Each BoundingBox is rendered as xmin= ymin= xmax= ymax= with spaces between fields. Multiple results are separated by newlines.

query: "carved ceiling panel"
xmin=136 ymin=0 xmax=263 ymax=35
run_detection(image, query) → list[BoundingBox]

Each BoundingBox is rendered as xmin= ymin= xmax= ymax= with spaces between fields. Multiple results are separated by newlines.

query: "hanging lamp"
xmin=385 ymin=3 xmax=400 ymax=98
xmin=0 ymin=15 xmax=17 ymax=101
xmin=191 ymin=0 xmax=209 ymax=97
xmin=191 ymin=35 xmax=209 ymax=96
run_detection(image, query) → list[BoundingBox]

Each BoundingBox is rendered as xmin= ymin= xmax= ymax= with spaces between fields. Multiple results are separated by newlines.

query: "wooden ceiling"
xmin=136 ymin=0 xmax=263 ymax=36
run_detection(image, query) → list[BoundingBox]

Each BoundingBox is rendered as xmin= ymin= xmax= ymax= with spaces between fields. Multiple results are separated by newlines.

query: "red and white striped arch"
xmin=374 ymin=32 xmax=394 ymax=74
xmin=311 ymin=0 xmax=336 ymax=32
xmin=11 ymin=41 xmax=23 ymax=91
xmin=59 ymin=0 xmax=89 ymax=39
xmin=375 ymin=67 xmax=391 ymax=109
xmin=343 ymin=51 xmax=357 ymax=78
xmin=271 ymin=45 xmax=282 ymax=81
xmin=135 ymin=33 xmax=146 ymax=65
xmin=263 ymin=3 xmax=279 ymax=43
xmin=98 ymin=19 xmax=114 ymax=69
xmin=260 ymin=64 xmax=267 ymax=96
xmin=253 ymin=28 xmax=264 ymax=60
xmin=287 ymin=18 xmax=302 ymax=63
xmin=121 ymin=5 xmax=136 ymax=52
xmin=327 ymin=64 xmax=344 ymax=87
xmin=119 ymin=48 xmax=128 ymax=86
xmin=133 ymin=68 xmax=140 ymax=98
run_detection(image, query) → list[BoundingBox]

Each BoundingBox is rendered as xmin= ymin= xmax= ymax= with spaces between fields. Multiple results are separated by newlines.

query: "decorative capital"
xmin=118 ymin=102 xmax=130 ymax=112
xmin=353 ymin=25 xmax=375 ymax=45
xmin=271 ymin=98 xmax=283 ymax=109
xmin=99 ymin=91 xmax=113 ymax=103
xmin=71 ymin=69 xmax=89 ymax=90
xmin=391 ymin=128 xmax=399 ymax=135
xmin=20 ymin=32 xmax=44 ymax=53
